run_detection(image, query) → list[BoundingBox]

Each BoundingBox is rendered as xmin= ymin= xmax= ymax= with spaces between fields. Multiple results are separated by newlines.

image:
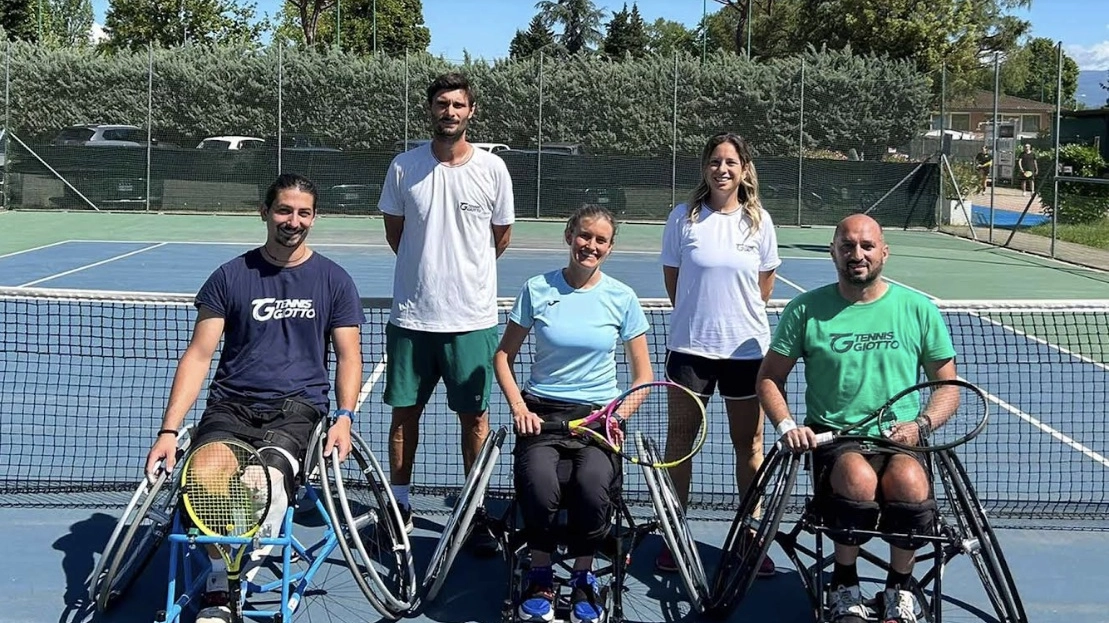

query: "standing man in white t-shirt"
xmin=378 ymin=72 xmax=514 ymax=555
xmin=657 ymin=132 xmax=781 ymax=575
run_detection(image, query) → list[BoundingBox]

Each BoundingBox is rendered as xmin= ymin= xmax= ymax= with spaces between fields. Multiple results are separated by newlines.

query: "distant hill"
xmin=1077 ymin=70 xmax=1106 ymax=109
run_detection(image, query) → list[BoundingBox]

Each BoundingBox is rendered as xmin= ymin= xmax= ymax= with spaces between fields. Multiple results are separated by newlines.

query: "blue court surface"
xmin=1 ymin=239 xmax=1107 ymax=623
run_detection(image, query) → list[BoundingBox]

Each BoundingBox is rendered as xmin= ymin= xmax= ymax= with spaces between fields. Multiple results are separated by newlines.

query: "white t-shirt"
xmin=378 ymin=143 xmax=515 ymax=332
xmin=660 ymin=202 xmax=781 ymax=360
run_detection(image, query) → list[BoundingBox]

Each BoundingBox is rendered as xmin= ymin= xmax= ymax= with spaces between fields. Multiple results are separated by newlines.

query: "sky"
xmin=87 ymin=0 xmax=1109 ymax=70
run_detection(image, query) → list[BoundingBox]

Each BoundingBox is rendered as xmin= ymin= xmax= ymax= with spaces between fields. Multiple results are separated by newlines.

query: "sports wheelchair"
xmin=418 ymin=426 xmax=712 ymax=623
xmin=708 ymin=442 xmax=1026 ymax=622
xmin=89 ymin=418 xmax=417 ymax=622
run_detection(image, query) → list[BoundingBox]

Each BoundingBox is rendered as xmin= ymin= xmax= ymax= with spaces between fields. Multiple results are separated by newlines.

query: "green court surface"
xmin=3 ymin=209 xmax=1108 ymax=300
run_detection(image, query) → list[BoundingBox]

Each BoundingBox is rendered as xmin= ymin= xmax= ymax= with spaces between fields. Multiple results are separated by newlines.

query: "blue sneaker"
xmin=570 ymin=570 xmax=605 ymax=623
xmin=517 ymin=566 xmax=555 ymax=622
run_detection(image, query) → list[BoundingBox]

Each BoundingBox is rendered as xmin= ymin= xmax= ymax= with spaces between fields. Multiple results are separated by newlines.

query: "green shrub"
xmin=1039 ymin=144 xmax=1109 ymax=225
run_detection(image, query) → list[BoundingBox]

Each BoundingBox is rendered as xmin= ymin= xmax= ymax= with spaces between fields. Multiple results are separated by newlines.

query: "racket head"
xmin=180 ymin=438 xmax=271 ymax=538
xmin=606 ymin=381 xmax=706 ymax=468
xmin=875 ymin=379 xmax=989 ymax=452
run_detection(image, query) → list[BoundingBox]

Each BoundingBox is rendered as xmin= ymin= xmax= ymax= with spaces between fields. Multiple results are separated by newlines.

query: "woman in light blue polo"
xmin=494 ymin=204 xmax=653 ymax=623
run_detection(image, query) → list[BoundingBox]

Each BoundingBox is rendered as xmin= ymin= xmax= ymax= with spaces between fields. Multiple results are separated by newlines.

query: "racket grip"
xmin=814 ymin=431 xmax=835 ymax=446
xmin=539 ymin=421 xmax=570 ymax=432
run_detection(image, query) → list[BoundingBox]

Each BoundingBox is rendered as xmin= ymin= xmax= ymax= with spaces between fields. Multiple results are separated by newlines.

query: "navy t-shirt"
xmin=195 ymin=249 xmax=366 ymax=412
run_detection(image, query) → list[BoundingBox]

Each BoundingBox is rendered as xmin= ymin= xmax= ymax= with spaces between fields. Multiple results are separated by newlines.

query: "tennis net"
xmin=1 ymin=286 xmax=1106 ymax=526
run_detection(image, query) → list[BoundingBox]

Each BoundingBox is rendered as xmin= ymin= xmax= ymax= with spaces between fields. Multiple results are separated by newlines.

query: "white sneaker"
xmin=880 ymin=588 xmax=919 ymax=623
xmin=828 ymin=584 xmax=871 ymax=623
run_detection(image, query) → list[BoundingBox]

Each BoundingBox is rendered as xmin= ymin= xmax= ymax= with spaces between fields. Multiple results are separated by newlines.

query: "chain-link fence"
xmin=7 ymin=40 xmax=1105 ymax=244
xmin=928 ymin=45 xmax=1109 ymax=270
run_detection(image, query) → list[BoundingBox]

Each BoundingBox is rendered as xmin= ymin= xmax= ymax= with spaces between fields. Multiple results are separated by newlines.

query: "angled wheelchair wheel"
xmin=935 ymin=449 xmax=1026 ymax=623
xmin=422 ymin=425 xmax=507 ymax=602
xmin=707 ymin=444 xmax=799 ymax=619
xmin=319 ymin=429 xmax=416 ymax=618
xmin=635 ymin=431 xmax=709 ymax=612
xmin=91 ymin=426 xmax=193 ymax=612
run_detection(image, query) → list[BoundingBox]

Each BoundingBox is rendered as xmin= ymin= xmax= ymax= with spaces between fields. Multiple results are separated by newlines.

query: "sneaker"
xmin=757 ymin=553 xmax=776 ymax=578
xmin=655 ymin=545 xmax=678 ymax=573
xmin=879 ymin=587 xmax=919 ymax=623
xmin=518 ymin=567 xmax=555 ymax=622
xmin=827 ymin=584 xmax=871 ymax=623
xmin=398 ymin=504 xmax=414 ymax=534
xmin=466 ymin=507 xmax=501 ymax=558
xmin=196 ymin=591 xmax=232 ymax=623
xmin=570 ymin=571 xmax=605 ymax=623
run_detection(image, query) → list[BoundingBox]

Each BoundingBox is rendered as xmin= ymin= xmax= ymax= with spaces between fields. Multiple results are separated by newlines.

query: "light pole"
xmin=336 ymin=0 xmax=341 ymax=50
xmin=373 ymin=0 xmax=377 ymax=54
xmin=701 ymin=0 xmax=707 ymax=62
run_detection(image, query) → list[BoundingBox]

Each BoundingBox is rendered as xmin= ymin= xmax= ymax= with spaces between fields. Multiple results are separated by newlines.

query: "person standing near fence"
xmin=974 ymin=145 xmax=993 ymax=194
xmin=1018 ymin=143 xmax=1038 ymax=196
xmin=656 ymin=132 xmax=781 ymax=574
xmin=378 ymin=71 xmax=515 ymax=556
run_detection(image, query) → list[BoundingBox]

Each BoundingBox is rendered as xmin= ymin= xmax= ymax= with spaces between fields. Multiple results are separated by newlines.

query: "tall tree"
xmin=281 ymin=0 xmax=336 ymax=47
xmin=644 ymin=18 xmax=697 ymax=57
xmin=336 ymin=0 xmax=429 ymax=55
xmin=602 ymin=2 xmax=647 ymax=59
xmin=993 ymin=38 xmax=1080 ymax=108
xmin=104 ymin=0 xmax=266 ymax=50
xmin=509 ymin=15 xmax=557 ymax=59
xmin=42 ymin=0 xmax=94 ymax=46
xmin=711 ymin=0 xmax=774 ymax=57
xmin=535 ymin=0 xmax=605 ymax=55
xmin=0 ymin=0 xmax=37 ymax=41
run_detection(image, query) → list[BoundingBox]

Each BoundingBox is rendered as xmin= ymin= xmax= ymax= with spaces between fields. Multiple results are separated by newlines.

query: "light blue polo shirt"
xmin=509 ymin=269 xmax=650 ymax=405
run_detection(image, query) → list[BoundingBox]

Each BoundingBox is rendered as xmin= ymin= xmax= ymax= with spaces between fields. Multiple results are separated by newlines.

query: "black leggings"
xmin=514 ymin=443 xmax=618 ymax=558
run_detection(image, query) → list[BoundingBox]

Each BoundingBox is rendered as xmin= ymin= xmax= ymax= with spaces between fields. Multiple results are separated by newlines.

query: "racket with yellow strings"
xmin=538 ymin=381 xmax=707 ymax=468
xmin=180 ymin=439 xmax=271 ymax=621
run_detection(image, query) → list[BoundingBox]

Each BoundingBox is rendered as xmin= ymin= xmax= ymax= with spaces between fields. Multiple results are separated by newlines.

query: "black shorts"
xmin=665 ymin=350 xmax=762 ymax=400
xmin=193 ymin=397 xmax=324 ymax=471
xmin=810 ymin=434 xmax=929 ymax=501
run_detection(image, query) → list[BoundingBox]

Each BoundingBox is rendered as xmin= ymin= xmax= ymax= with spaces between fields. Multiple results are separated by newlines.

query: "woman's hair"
xmin=564 ymin=204 xmax=619 ymax=244
xmin=686 ymin=133 xmax=763 ymax=232
xmin=263 ymin=173 xmax=318 ymax=211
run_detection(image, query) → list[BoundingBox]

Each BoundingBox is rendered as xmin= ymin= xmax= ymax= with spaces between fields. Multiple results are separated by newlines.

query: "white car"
xmin=197 ymin=136 xmax=266 ymax=150
xmin=393 ymin=139 xmax=510 ymax=153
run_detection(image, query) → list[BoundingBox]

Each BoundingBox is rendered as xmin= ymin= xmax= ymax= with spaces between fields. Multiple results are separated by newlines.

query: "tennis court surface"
xmin=1 ymin=211 xmax=1107 ymax=622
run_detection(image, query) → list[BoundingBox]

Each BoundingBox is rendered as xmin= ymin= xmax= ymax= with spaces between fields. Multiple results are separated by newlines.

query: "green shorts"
xmin=383 ymin=323 xmax=499 ymax=413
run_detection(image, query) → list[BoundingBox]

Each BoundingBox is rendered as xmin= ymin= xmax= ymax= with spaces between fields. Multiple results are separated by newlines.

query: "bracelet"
xmin=157 ymin=429 xmax=178 ymax=437
xmin=333 ymin=409 xmax=354 ymax=420
xmin=775 ymin=419 xmax=797 ymax=437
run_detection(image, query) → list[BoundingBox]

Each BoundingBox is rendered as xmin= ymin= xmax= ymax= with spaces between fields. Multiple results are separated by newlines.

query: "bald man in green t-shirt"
xmin=757 ymin=214 xmax=957 ymax=623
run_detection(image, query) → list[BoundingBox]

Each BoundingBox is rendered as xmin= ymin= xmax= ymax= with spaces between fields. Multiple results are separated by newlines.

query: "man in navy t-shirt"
xmin=144 ymin=173 xmax=366 ymax=623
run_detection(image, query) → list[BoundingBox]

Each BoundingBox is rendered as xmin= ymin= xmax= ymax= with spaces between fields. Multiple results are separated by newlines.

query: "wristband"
xmin=157 ymin=429 xmax=178 ymax=437
xmin=333 ymin=409 xmax=354 ymax=420
xmin=914 ymin=415 xmax=932 ymax=438
xmin=775 ymin=419 xmax=797 ymax=437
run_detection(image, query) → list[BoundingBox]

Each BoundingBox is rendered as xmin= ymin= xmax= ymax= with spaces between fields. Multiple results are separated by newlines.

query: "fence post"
xmin=537 ymin=51 xmax=543 ymax=218
xmin=796 ymin=57 xmax=805 ymax=226
xmin=671 ymin=52 xmax=678 ymax=212
xmin=404 ymin=49 xmax=409 ymax=151
xmin=277 ymin=43 xmax=283 ymax=176
xmin=146 ymin=44 xmax=153 ymax=212
xmin=1051 ymin=41 xmax=1063 ymax=259
xmin=938 ymin=64 xmax=946 ymax=223
xmin=4 ymin=43 xmax=10 ymax=209
xmin=989 ymin=51 xmax=1000 ymax=243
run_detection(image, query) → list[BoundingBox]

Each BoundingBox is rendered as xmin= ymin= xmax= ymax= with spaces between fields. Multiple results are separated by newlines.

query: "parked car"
xmin=392 ymin=139 xmax=510 ymax=153
xmin=496 ymin=149 xmax=626 ymax=218
xmin=197 ymin=136 xmax=265 ymax=150
xmin=49 ymin=124 xmax=166 ymax=209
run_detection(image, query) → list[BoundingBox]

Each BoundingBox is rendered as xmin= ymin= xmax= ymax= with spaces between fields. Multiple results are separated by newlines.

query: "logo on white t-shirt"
xmin=458 ymin=201 xmax=487 ymax=214
xmin=736 ymin=241 xmax=760 ymax=253
xmin=252 ymin=298 xmax=317 ymax=321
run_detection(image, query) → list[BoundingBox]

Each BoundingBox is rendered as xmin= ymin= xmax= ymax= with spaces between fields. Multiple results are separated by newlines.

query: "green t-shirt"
xmin=769 ymin=282 xmax=956 ymax=436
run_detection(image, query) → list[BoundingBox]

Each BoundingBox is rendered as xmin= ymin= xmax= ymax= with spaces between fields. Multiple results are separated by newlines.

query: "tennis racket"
xmin=180 ymin=439 xmax=272 ymax=620
xmin=538 ymin=381 xmax=707 ymax=468
xmin=812 ymin=379 xmax=989 ymax=453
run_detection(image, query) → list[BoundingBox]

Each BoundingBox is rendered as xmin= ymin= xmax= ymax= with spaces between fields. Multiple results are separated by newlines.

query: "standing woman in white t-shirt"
xmin=656 ymin=133 xmax=781 ymax=575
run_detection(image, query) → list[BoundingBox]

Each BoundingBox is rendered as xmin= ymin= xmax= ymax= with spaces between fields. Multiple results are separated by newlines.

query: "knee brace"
xmin=259 ymin=447 xmax=298 ymax=501
xmin=821 ymin=495 xmax=881 ymax=546
xmin=879 ymin=500 xmax=937 ymax=550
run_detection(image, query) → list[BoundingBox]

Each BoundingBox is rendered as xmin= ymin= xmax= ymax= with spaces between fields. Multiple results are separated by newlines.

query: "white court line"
xmin=774 ymin=274 xmax=807 ymax=295
xmin=63 ymin=239 xmax=666 ymax=255
xmin=0 ymin=239 xmax=77 ymax=260
xmin=354 ymin=357 xmax=388 ymax=414
xmin=968 ymin=376 xmax=1109 ymax=469
xmin=17 ymin=243 xmax=168 ymax=287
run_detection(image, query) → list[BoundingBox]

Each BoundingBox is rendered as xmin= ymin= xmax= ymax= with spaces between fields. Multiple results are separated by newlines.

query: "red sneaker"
xmin=655 ymin=545 xmax=678 ymax=572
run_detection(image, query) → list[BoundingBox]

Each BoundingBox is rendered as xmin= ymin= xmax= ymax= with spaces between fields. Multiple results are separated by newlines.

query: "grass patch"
xmin=1024 ymin=218 xmax=1109 ymax=249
